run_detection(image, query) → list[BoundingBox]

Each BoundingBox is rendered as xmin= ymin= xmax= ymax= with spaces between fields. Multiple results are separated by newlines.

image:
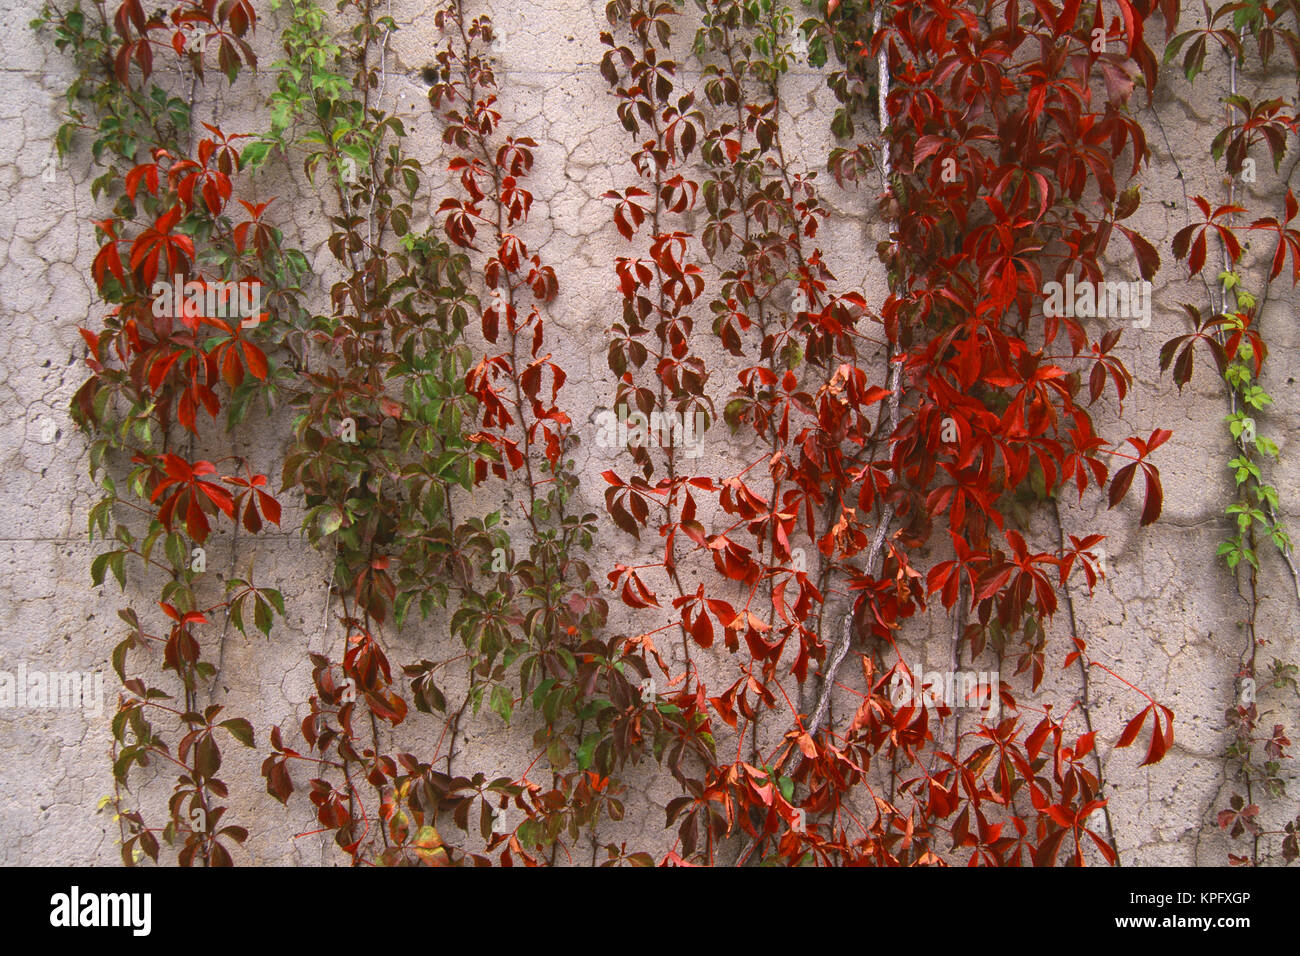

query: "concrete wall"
xmin=1 ymin=0 xmax=1297 ymax=865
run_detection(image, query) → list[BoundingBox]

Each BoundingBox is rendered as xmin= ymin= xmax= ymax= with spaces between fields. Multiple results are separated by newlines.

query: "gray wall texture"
xmin=1 ymin=0 xmax=1298 ymax=865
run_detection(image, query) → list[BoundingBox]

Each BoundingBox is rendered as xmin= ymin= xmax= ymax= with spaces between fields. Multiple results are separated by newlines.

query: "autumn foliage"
xmin=56 ymin=0 xmax=1299 ymax=868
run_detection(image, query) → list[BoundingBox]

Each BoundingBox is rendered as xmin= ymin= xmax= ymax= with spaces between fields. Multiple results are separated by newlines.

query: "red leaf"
xmin=1107 ymin=463 xmax=1137 ymax=510
xmin=1117 ymin=704 xmax=1151 ymax=749
xmin=240 ymin=341 xmax=268 ymax=380
xmin=1139 ymin=464 xmax=1163 ymax=526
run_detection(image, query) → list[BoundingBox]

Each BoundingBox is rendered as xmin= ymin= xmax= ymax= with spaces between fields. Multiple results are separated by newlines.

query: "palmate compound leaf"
xmin=1116 ymin=702 xmax=1175 ymax=766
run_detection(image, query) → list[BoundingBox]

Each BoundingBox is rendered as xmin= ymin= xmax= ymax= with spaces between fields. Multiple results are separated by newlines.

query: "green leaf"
xmin=253 ymin=596 xmax=273 ymax=636
xmin=778 ymin=775 xmax=795 ymax=802
xmin=264 ymin=588 xmax=286 ymax=616
xmin=489 ymin=684 xmax=513 ymax=725
xmin=318 ymin=508 xmax=343 ymax=537
xmin=339 ymin=142 xmax=369 ymax=166
xmin=546 ymin=736 xmax=570 ymax=770
xmin=576 ymin=731 xmax=600 ymax=770
xmin=90 ymin=551 xmax=111 ymax=587
xmin=165 ymin=532 xmax=188 ymax=570
xmin=108 ymin=551 xmax=126 ymax=589
xmin=241 ymin=140 xmax=272 ymax=172
xmin=219 ymin=717 xmax=255 ymax=747
xmin=229 ymin=595 xmax=245 ymax=636
xmin=394 ymin=590 xmax=414 ymax=629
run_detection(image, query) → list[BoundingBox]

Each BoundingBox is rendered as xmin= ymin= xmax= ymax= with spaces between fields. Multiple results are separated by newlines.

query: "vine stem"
xmin=873 ymin=5 xmax=890 ymax=181
xmin=807 ymin=349 xmax=899 ymax=737
xmin=805 ymin=2 xmax=896 ymax=739
xmin=738 ymin=4 xmax=898 ymax=864
xmin=1148 ymin=38 xmax=1300 ymax=605
xmin=1050 ymin=497 xmax=1120 ymax=863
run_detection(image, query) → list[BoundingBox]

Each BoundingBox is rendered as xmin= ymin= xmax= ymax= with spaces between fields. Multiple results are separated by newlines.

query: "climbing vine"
xmin=35 ymin=0 xmax=284 ymax=866
xmin=1161 ymin=0 xmax=1300 ymax=865
xmin=593 ymin=0 xmax=1182 ymax=866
